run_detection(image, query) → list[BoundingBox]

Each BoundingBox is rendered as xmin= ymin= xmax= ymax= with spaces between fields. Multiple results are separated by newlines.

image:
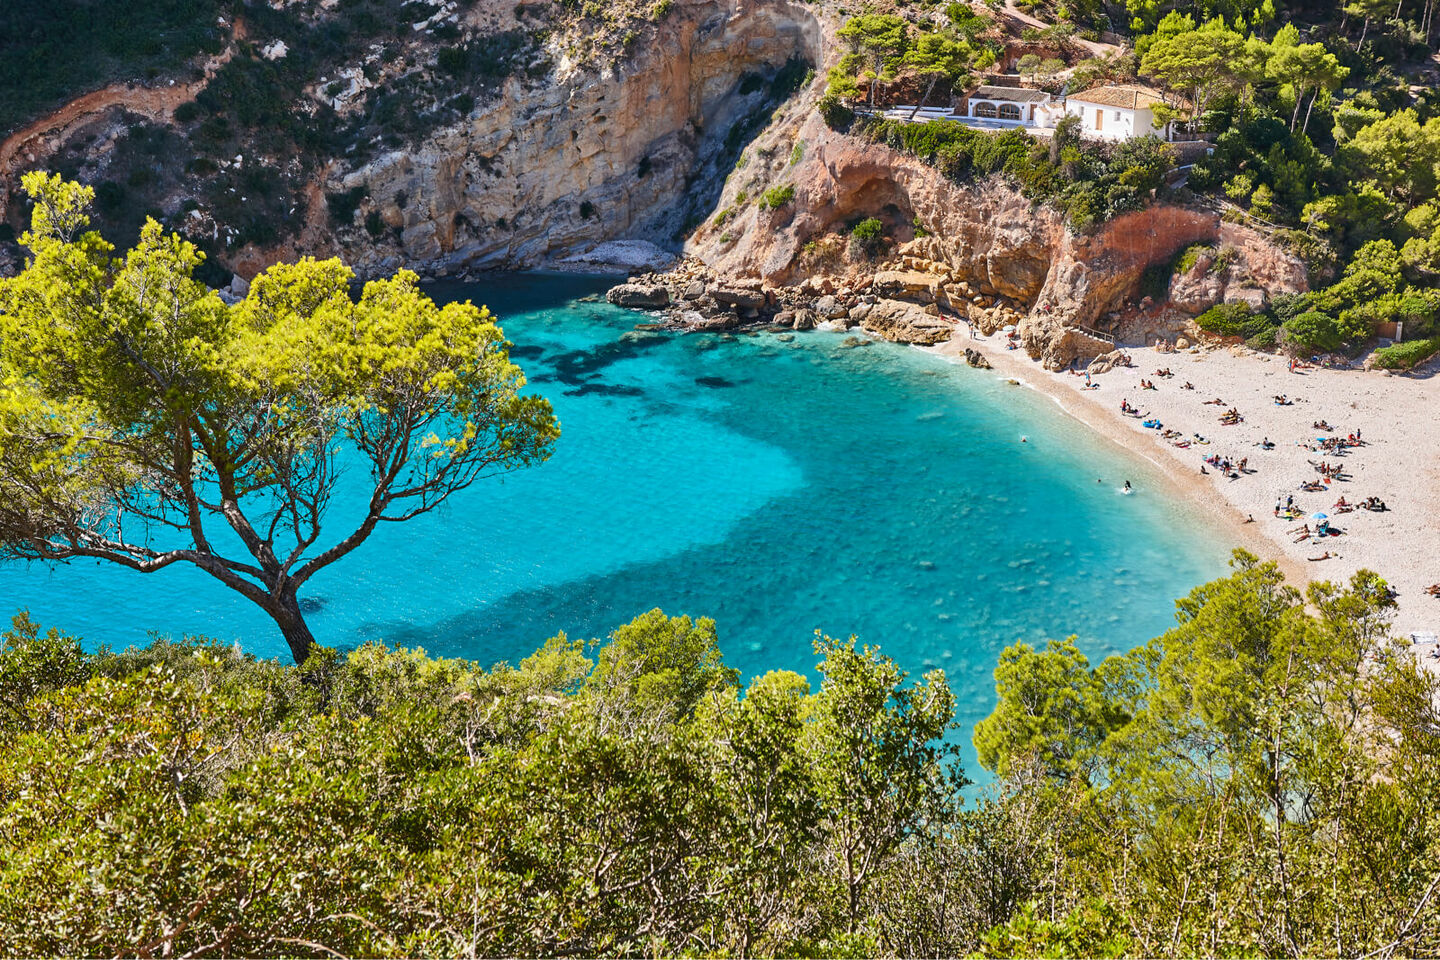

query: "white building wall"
xmin=1063 ymin=102 xmax=1167 ymax=141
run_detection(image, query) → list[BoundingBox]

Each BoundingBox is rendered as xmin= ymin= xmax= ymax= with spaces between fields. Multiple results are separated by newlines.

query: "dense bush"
xmin=759 ymin=184 xmax=796 ymax=210
xmin=851 ymin=117 xmax=1173 ymax=230
xmin=1173 ymin=243 xmax=1213 ymax=275
xmin=850 ymin=216 xmax=885 ymax=257
xmin=325 ymin=186 xmax=368 ymax=226
xmin=1195 ymin=300 xmax=1277 ymax=340
xmin=1371 ymin=335 xmax=1440 ymax=369
xmin=818 ymin=92 xmax=855 ymax=129
xmin=1282 ymin=309 xmax=1345 ymax=353
xmin=2 ymin=554 xmax=1438 ymax=955
xmin=0 ymin=0 xmax=224 ymax=132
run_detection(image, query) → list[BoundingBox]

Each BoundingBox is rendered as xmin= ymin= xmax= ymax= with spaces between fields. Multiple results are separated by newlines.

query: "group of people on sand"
xmin=1219 ymin=407 xmax=1244 ymax=425
xmin=1273 ymin=394 xmax=1295 ymax=406
xmin=1313 ymin=433 xmax=1361 ymax=453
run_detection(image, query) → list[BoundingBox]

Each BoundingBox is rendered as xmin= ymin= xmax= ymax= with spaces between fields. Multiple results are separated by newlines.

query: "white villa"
xmin=887 ymin=82 xmax=1185 ymax=142
xmin=1062 ymin=85 xmax=1180 ymax=141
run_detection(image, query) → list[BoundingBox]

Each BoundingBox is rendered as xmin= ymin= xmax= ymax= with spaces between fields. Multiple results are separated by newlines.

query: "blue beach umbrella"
xmin=1311 ymin=512 xmax=1328 ymax=521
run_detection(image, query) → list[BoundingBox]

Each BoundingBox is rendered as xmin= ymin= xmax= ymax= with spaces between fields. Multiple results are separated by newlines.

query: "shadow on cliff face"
xmin=670 ymin=54 xmax=816 ymax=243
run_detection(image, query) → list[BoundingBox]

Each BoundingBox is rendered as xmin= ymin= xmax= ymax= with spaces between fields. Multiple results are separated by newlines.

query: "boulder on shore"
xmin=606 ymin=283 xmax=671 ymax=309
xmin=964 ymin=347 xmax=992 ymax=369
xmin=860 ymin=299 xmax=954 ymax=345
xmin=815 ymin=294 xmax=848 ymax=319
xmin=711 ymin=286 xmax=767 ymax=310
xmin=872 ymin=269 xmax=945 ymax=303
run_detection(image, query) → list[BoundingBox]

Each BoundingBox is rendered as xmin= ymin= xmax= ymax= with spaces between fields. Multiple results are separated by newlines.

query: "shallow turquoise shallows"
xmin=0 ymin=273 xmax=1228 ymax=772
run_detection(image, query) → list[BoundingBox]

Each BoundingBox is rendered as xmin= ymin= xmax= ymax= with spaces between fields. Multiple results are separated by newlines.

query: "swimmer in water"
xmin=1020 ymin=436 xmax=1028 ymax=443
xmin=1123 ymin=481 xmax=1131 ymax=492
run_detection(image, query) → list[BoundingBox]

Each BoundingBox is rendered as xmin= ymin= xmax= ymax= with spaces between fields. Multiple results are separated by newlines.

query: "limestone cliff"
xmin=679 ymin=111 xmax=1307 ymax=366
xmin=330 ymin=0 xmax=822 ymax=276
xmin=0 ymin=0 xmax=1304 ymax=358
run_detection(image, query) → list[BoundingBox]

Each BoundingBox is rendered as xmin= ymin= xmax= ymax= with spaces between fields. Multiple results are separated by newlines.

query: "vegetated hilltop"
xmin=1 ymin=0 xmax=1438 ymax=365
xmin=681 ymin=0 xmax=1440 ymax=368
xmin=0 ymin=0 xmax=822 ymax=282
xmin=3 ymin=555 xmax=1440 ymax=956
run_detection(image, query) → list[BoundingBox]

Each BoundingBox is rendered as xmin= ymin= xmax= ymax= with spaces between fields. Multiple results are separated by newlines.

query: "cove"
xmin=0 ymin=273 xmax=1227 ymax=771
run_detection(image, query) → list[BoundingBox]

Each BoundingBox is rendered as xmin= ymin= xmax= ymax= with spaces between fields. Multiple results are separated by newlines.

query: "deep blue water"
xmin=0 ymin=273 xmax=1228 ymax=770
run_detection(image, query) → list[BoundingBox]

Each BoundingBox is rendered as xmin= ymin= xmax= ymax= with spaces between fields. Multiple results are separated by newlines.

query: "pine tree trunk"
xmin=908 ymin=76 xmax=940 ymax=120
xmin=1302 ymin=90 xmax=1318 ymax=135
xmin=1290 ymin=86 xmax=1305 ymax=131
xmin=267 ymin=591 xmax=317 ymax=664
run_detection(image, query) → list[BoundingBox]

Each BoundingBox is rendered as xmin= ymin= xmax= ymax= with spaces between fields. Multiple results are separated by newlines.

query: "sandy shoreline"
xmin=926 ymin=330 xmax=1440 ymax=652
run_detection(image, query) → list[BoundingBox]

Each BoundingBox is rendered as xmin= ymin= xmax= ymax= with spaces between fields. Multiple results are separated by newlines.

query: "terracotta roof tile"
xmin=1066 ymin=84 xmax=1170 ymax=110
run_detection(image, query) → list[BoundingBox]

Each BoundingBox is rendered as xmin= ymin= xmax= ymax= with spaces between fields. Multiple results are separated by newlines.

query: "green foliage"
xmin=1282 ymin=309 xmax=1345 ymax=352
xmin=1343 ymin=108 xmax=1440 ymax=204
xmin=1173 ymin=242 xmax=1213 ymax=275
xmin=853 ymin=117 xmax=1172 ymax=230
xmin=0 ymin=610 xmax=962 ymax=956
xmin=0 ymin=0 xmax=224 ymax=133
xmin=818 ymin=91 xmax=856 ymax=128
xmin=973 ymin=637 xmax=1131 ymax=783
xmin=836 ymin=14 xmax=910 ymax=106
xmin=2 ymin=539 xmax=1439 ymax=957
xmin=979 ymin=901 xmax=1133 ymax=958
xmin=759 ymin=184 xmax=796 ymax=210
xmin=0 ymin=176 xmax=559 ymax=664
xmin=1371 ymin=335 xmax=1440 ymax=369
xmin=1195 ymin=300 xmax=1275 ymax=340
xmin=586 ymin=609 xmax=739 ymax=718
xmin=0 ymin=611 xmax=89 ymax=725
xmin=325 ymin=185 xmax=368 ymax=225
xmin=849 ymin=216 xmax=885 ymax=257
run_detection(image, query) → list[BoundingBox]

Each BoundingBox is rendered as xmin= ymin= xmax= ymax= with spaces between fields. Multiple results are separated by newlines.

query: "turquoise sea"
xmin=0 ymin=273 xmax=1227 ymax=770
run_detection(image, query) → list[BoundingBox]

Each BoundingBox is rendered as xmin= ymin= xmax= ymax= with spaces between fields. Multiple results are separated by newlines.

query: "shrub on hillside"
xmin=1195 ymin=301 xmax=1277 ymax=341
xmin=817 ymin=92 xmax=854 ymax=129
xmin=1282 ymin=310 xmax=1345 ymax=353
xmin=849 ymin=217 xmax=885 ymax=258
xmin=1371 ymin=336 xmax=1440 ymax=369
xmin=759 ymin=185 xmax=795 ymax=210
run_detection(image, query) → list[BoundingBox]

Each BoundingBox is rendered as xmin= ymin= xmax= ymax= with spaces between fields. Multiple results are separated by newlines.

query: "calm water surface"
xmin=0 ymin=273 xmax=1228 ymax=770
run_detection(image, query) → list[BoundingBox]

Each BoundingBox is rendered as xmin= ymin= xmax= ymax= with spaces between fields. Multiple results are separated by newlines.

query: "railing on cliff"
xmin=1071 ymin=323 xmax=1116 ymax=345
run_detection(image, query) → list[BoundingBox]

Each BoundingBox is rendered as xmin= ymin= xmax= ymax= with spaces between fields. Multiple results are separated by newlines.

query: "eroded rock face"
xmin=1018 ymin=312 xmax=1117 ymax=370
xmin=1168 ymin=224 xmax=1307 ymax=315
xmin=684 ymin=114 xmax=1307 ymax=341
xmin=331 ymin=0 xmax=821 ymax=276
